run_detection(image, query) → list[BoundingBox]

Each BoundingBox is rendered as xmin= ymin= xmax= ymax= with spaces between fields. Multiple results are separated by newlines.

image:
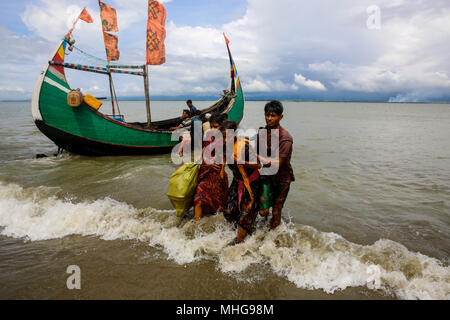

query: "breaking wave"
xmin=0 ymin=181 xmax=448 ymax=300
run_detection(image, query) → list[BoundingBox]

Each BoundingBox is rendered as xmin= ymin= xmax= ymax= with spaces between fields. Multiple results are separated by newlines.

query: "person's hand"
xmin=211 ymin=163 xmax=222 ymax=171
xmin=257 ymin=154 xmax=272 ymax=166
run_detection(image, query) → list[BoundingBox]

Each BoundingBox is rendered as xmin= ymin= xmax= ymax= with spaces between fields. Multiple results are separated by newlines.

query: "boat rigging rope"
xmin=65 ymin=43 xmax=142 ymax=119
xmin=110 ymin=74 xmax=121 ymax=116
xmin=70 ymin=45 xmax=142 ymax=69
xmin=71 ymin=45 xmax=118 ymax=67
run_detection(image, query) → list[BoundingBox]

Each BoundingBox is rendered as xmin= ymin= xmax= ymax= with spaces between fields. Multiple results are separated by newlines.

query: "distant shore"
xmin=2 ymin=98 xmax=450 ymax=104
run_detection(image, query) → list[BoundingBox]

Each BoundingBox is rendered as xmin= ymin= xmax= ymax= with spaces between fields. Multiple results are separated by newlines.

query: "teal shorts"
xmin=259 ymin=178 xmax=290 ymax=211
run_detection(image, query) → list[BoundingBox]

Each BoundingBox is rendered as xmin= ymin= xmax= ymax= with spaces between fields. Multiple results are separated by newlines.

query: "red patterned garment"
xmin=194 ymin=164 xmax=229 ymax=214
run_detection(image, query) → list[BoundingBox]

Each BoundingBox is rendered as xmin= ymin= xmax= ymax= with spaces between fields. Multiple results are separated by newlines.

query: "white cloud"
xmin=294 ymin=73 xmax=326 ymax=91
xmin=1 ymin=0 xmax=449 ymax=101
xmin=0 ymin=26 xmax=55 ymax=100
xmin=245 ymin=78 xmax=300 ymax=92
xmin=223 ymin=0 xmax=450 ymax=100
xmin=192 ymin=85 xmax=221 ymax=94
xmin=304 ymin=1 xmax=450 ymax=100
xmin=165 ymin=22 xmax=224 ymax=59
xmin=245 ymin=79 xmax=270 ymax=92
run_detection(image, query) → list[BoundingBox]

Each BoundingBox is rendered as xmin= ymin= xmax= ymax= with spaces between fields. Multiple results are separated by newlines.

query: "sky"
xmin=0 ymin=0 xmax=449 ymax=102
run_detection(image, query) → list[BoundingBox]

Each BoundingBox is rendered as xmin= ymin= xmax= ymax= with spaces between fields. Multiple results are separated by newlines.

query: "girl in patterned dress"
xmin=193 ymin=115 xmax=228 ymax=221
xmin=222 ymin=121 xmax=262 ymax=243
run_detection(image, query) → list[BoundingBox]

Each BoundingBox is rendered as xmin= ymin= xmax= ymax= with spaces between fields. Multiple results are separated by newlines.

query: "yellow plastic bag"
xmin=167 ymin=163 xmax=200 ymax=216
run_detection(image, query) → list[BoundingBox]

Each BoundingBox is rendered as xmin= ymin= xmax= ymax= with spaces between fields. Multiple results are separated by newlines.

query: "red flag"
xmin=146 ymin=0 xmax=166 ymax=65
xmin=223 ymin=33 xmax=230 ymax=46
xmin=65 ymin=7 xmax=93 ymax=38
xmin=80 ymin=8 xmax=93 ymax=23
xmin=99 ymin=1 xmax=118 ymax=32
xmin=103 ymin=32 xmax=120 ymax=62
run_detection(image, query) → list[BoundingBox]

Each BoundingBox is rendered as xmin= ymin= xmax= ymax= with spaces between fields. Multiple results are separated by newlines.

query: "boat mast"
xmin=107 ymin=71 xmax=116 ymax=116
xmin=143 ymin=65 xmax=151 ymax=127
xmin=98 ymin=0 xmax=118 ymax=116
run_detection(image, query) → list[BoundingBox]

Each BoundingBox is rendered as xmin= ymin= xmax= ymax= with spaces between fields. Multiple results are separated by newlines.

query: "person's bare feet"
xmin=236 ymin=226 xmax=248 ymax=243
xmin=270 ymin=208 xmax=281 ymax=230
xmin=259 ymin=208 xmax=270 ymax=217
xmin=194 ymin=202 xmax=202 ymax=221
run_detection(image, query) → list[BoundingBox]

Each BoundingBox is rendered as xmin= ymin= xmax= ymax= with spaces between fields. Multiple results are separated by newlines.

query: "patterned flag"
xmin=98 ymin=1 xmax=119 ymax=62
xmin=103 ymin=31 xmax=120 ymax=62
xmin=99 ymin=1 xmax=118 ymax=32
xmin=146 ymin=0 xmax=166 ymax=65
xmin=80 ymin=8 xmax=93 ymax=23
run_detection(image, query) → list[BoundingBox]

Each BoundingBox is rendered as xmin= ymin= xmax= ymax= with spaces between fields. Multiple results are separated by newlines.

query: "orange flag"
xmin=103 ymin=31 xmax=120 ymax=62
xmin=80 ymin=8 xmax=93 ymax=23
xmin=65 ymin=7 xmax=93 ymax=39
xmin=99 ymin=1 xmax=118 ymax=32
xmin=146 ymin=0 xmax=166 ymax=65
xmin=223 ymin=33 xmax=230 ymax=46
xmin=98 ymin=1 xmax=119 ymax=62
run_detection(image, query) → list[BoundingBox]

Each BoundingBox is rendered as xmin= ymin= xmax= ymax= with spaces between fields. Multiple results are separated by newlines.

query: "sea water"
xmin=0 ymin=101 xmax=449 ymax=299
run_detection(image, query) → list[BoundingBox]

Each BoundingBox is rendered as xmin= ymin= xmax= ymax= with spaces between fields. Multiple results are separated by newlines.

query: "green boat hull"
xmin=32 ymin=40 xmax=245 ymax=156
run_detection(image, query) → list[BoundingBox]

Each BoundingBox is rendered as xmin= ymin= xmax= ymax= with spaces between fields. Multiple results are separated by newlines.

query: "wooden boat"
xmin=31 ymin=6 xmax=244 ymax=156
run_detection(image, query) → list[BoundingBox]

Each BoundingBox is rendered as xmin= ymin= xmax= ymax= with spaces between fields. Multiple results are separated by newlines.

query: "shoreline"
xmin=2 ymin=99 xmax=450 ymax=104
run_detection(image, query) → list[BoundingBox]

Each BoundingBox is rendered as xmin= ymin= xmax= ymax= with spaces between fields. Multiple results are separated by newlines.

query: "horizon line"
xmin=2 ymin=98 xmax=450 ymax=104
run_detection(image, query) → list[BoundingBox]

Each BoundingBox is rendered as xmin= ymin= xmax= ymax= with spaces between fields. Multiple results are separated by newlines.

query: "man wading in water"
xmin=257 ymin=100 xmax=295 ymax=230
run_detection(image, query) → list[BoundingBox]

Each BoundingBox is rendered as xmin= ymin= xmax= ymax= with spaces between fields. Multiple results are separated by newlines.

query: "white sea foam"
xmin=0 ymin=181 xmax=448 ymax=300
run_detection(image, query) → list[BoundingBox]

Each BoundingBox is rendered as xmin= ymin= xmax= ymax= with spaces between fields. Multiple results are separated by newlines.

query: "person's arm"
xmin=238 ymin=142 xmax=262 ymax=169
xmin=277 ymin=139 xmax=292 ymax=168
xmin=170 ymin=124 xmax=183 ymax=130
xmin=257 ymin=140 xmax=292 ymax=168
xmin=244 ymin=162 xmax=262 ymax=169
xmin=257 ymin=153 xmax=274 ymax=166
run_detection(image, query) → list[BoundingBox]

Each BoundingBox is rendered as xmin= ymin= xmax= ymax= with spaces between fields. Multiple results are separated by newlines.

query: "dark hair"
xmin=264 ymin=100 xmax=283 ymax=115
xmin=221 ymin=120 xmax=237 ymax=131
xmin=186 ymin=99 xmax=193 ymax=104
xmin=221 ymin=113 xmax=229 ymax=120
xmin=182 ymin=109 xmax=190 ymax=115
xmin=210 ymin=113 xmax=223 ymax=125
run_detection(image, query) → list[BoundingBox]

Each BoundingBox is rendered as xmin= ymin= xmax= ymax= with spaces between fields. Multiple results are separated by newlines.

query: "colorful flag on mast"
xmin=223 ymin=33 xmax=241 ymax=92
xmin=80 ymin=8 xmax=94 ymax=23
xmin=65 ymin=7 xmax=93 ymax=39
xmin=103 ymin=32 xmax=120 ymax=62
xmin=223 ymin=33 xmax=230 ymax=46
xmin=98 ymin=1 xmax=120 ymax=62
xmin=99 ymin=1 xmax=118 ymax=32
xmin=146 ymin=0 xmax=166 ymax=65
